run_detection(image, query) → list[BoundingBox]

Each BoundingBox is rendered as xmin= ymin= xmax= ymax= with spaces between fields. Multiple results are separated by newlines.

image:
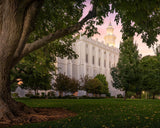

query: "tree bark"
xmin=0 ymin=0 xmax=38 ymax=121
xmin=0 ymin=64 xmax=34 ymax=121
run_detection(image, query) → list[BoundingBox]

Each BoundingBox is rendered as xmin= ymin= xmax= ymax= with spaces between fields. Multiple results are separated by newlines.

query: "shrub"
xmin=127 ymin=91 xmax=136 ymax=98
xmin=54 ymin=73 xmax=71 ymax=97
xmin=95 ymin=74 xmax=109 ymax=95
xmin=84 ymin=78 xmax=103 ymax=95
xmin=12 ymin=93 xmax=19 ymax=98
xmin=117 ymin=94 xmax=123 ymax=98
xmin=25 ymin=93 xmax=33 ymax=98
xmin=47 ymin=91 xmax=56 ymax=99
xmin=111 ymin=96 xmax=115 ymax=98
xmin=106 ymin=93 xmax=111 ymax=97
xmin=30 ymin=95 xmax=40 ymax=99
xmin=41 ymin=92 xmax=46 ymax=98
xmin=61 ymin=95 xmax=77 ymax=99
xmin=54 ymin=73 xmax=79 ymax=96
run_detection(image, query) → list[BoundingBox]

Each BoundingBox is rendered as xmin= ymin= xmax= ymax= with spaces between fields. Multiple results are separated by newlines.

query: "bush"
xmin=12 ymin=93 xmax=19 ymax=98
xmin=111 ymin=96 xmax=115 ymax=98
xmin=40 ymin=92 xmax=46 ymax=98
xmin=30 ymin=95 xmax=41 ymax=99
xmin=25 ymin=93 xmax=33 ymax=98
xmin=78 ymin=95 xmax=106 ymax=99
xmin=106 ymin=93 xmax=111 ymax=97
xmin=47 ymin=91 xmax=55 ymax=96
xmin=54 ymin=73 xmax=80 ymax=96
xmin=117 ymin=94 xmax=123 ymax=98
xmin=58 ymin=95 xmax=77 ymax=99
xmin=127 ymin=91 xmax=136 ymax=98
xmin=85 ymin=78 xmax=103 ymax=95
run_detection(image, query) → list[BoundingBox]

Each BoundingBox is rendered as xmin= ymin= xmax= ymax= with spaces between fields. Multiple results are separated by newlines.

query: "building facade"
xmin=56 ymin=23 xmax=122 ymax=96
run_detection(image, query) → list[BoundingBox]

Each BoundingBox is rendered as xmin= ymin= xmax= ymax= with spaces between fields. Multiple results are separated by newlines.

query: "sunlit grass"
xmin=11 ymin=98 xmax=160 ymax=128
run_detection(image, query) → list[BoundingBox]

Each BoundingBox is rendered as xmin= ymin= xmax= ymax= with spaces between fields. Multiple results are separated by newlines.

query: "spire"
xmin=104 ymin=21 xmax=116 ymax=47
xmin=108 ymin=21 xmax=112 ymax=27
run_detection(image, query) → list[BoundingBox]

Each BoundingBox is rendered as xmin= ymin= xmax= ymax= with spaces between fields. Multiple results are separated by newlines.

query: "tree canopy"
xmin=85 ymin=78 xmax=103 ymax=96
xmin=53 ymin=73 xmax=79 ymax=96
xmin=140 ymin=55 xmax=160 ymax=98
xmin=95 ymin=74 xmax=109 ymax=95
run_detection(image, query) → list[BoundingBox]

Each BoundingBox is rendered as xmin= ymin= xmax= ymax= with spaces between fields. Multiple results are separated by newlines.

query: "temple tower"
xmin=104 ymin=22 xmax=116 ymax=47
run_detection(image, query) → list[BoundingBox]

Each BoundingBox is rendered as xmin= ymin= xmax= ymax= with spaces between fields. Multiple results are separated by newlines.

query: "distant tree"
xmin=95 ymin=74 xmax=108 ymax=86
xmin=111 ymin=37 xmax=141 ymax=100
xmin=140 ymin=56 xmax=160 ymax=99
xmin=111 ymin=67 xmax=122 ymax=90
xmin=54 ymin=73 xmax=80 ymax=96
xmin=95 ymin=74 xmax=109 ymax=95
xmin=85 ymin=78 xmax=103 ymax=97
xmin=14 ymin=65 xmax=52 ymax=95
xmin=54 ymin=73 xmax=70 ymax=97
xmin=68 ymin=78 xmax=80 ymax=93
xmin=11 ymin=49 xmax=53 ymax=95
xmin=101 ymin=85 xmax=110 ymax=96
xmin=80 ymin=75 xmax=92 ymax=90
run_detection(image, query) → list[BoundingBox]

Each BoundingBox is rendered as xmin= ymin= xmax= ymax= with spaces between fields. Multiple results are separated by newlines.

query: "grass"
xmin=11 ymin=98 xmax=160 ymax=128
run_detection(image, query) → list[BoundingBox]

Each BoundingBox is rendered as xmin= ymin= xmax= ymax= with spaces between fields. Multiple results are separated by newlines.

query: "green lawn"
xmin=11 ymin=98 xmax=160 ymax=128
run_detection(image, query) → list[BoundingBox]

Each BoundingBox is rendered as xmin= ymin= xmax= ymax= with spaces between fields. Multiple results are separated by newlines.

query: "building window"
xmin=92 ymin=56 xmax=95 ymax=65
xmin=86 ymin=54 xmax=88 ymax=63
xmin=99 ymin=58 xmax=101 ymax=66
xmin=104 ymin=59 xmax=106 ymax=67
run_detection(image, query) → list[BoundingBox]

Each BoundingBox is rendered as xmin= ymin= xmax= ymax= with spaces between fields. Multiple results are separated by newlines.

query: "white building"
xmin=56 ymin=22 xmax=122 ymax=96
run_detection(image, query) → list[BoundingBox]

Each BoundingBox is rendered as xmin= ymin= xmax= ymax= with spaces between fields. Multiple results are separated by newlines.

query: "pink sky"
xmin=82 ymin=0 xmax=160 ymax=57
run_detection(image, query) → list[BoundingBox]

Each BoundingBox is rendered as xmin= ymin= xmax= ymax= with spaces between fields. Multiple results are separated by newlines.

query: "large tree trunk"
xmin=0 ymin=65 xmax=34 ymax=122
xmin=0 ymin=1 xmax=38 ymax=122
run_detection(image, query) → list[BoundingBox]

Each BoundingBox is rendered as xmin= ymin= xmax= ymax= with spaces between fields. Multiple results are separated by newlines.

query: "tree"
xmin=80 ymin=75 xmax=91 ymax=90
xmin=11 ymin=49 xmax=53 ymax=95
xmin=140 ymin=56 xmax=160 ymax=99
xmin=95 ymin=74 xmax=108 ymax=86
xmin=111 ymin=38 xmax=141 ymax=100
xmin=84 ymin=78 xmax=103 ymax=97
xmin=19 ymin=67 xmax=52 ymax=95
xmin=95 ymin=74 xmax=109 ymax=95
xmin=112 ymin=0 xmax=160 ymax=46
xmin=53 ymin=73 xmax=71 ymax=97
xmin=53 ymin=73 xmax=79 ymax=97
xmin=111 ymin=67 xmax=122 ymax=90
xmin=68 ymin=78 xmax=80 ymax=94
xmin=0 ymin=0 xmax=159 ymax=121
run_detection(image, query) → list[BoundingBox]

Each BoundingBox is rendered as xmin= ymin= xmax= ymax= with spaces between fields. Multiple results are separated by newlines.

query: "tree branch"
xmin=23 ymin=4 xmax=96 ymax=57
xmin=13 ymin=1 xmax=41 ymax=60
xmin=12 ymin=1 xmax=97 ymax=67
